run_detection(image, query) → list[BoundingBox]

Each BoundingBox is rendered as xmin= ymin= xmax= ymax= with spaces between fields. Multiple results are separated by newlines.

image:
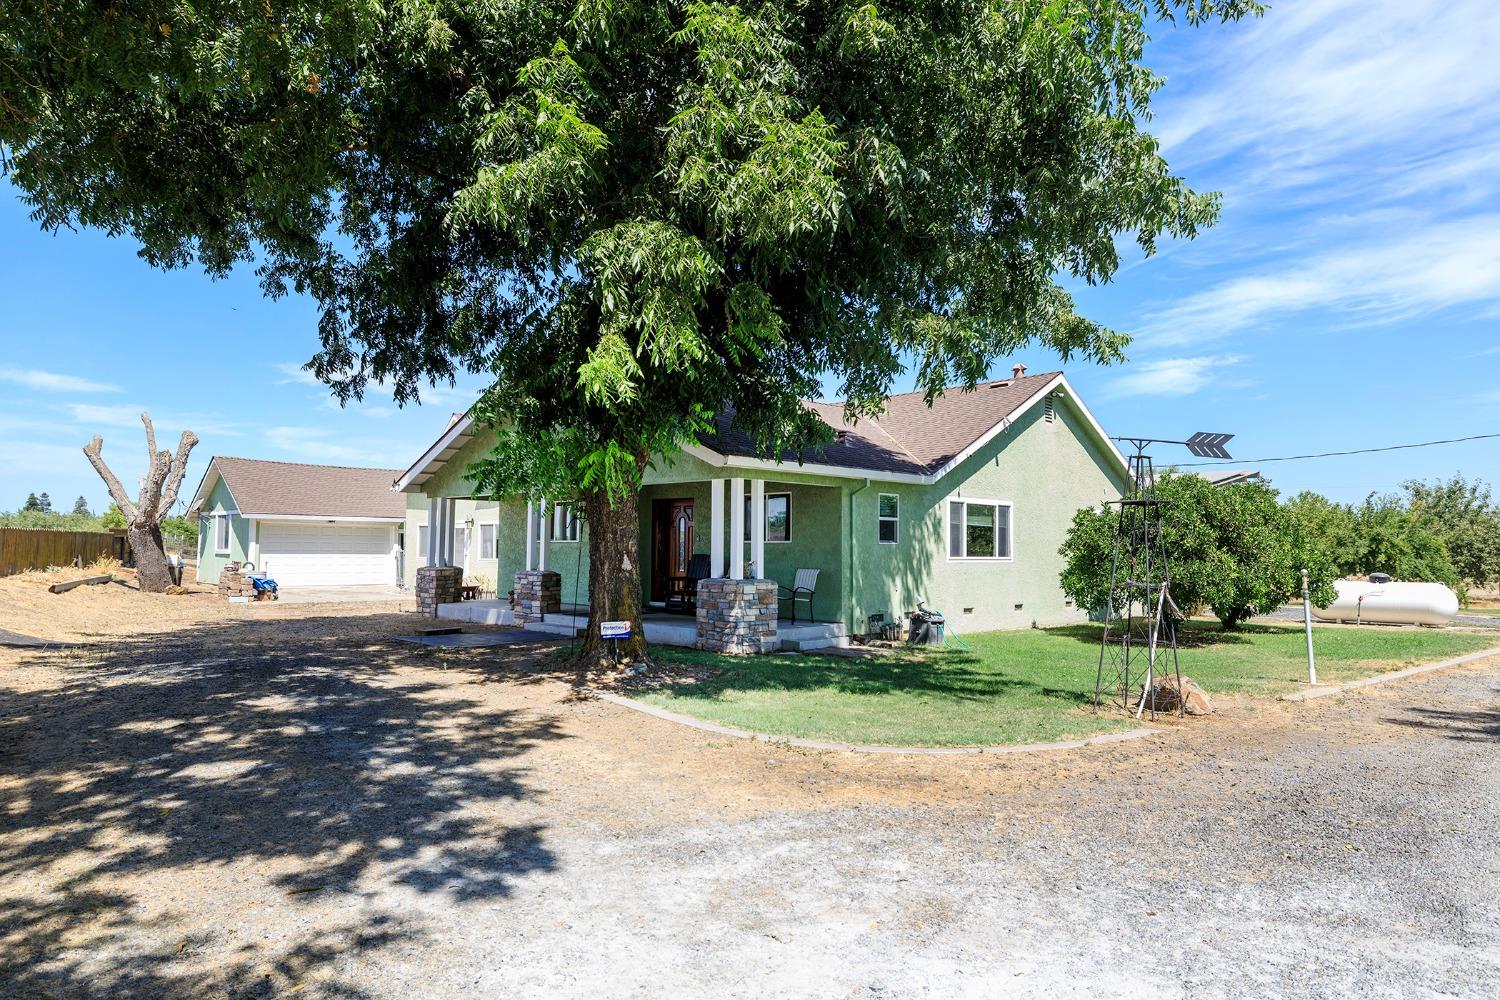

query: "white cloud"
xmin=1156 ymin=1 xmax=1500 ymax=194
xmin=274 ymin=361 xmax=322 ymax=387
xmin=262 ymin=426 xmax=380 ymax=464
xmin=1137 ymin=217 xmax=1500 ymax=346
xmin=0 ymin=367 xmax=119 ymax=394
xmin=1102 ymin=355 xmax=1244 ymax=399
xmin=66 ymin=403 xmax=244 ymax=439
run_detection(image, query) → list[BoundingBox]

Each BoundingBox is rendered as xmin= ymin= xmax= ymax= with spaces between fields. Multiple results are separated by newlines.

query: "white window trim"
xmin=877 ymin=493 xmax=899 ymax=544
xmin=946 ymin=497 xmax=1014 ymax=562
xmin=214 ymin=513 xmax=231 ymax=555
xmin=547 ymin=503 xmax=581 ymax=542
xmin=478 ymin=520 xmax=499 ymax=560
xmin=757 ymin=492 xmax=793 ymax=544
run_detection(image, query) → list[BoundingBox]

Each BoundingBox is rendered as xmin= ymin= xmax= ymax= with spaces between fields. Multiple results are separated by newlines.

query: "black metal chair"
xmin=666 ymin=553 xmax=713 ymax=613
xmin=777 ymin=568 xmax=820 ymax=622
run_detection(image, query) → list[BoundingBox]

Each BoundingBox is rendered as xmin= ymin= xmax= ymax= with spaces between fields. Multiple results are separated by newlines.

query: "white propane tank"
xmin=1312 ymin=579 xmax=1459 ymax=627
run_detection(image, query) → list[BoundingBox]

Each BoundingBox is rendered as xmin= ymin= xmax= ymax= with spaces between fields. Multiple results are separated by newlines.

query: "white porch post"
xmin=439 ymin=498 xmax=457 ymax=567
xmin=709 ymin=478 xmax=726 ymax=578
xmin=538 ymin=497 xmax=549 ymax=571
xmin=427 ymin=497 xmax=441 ymax=565
xmin=750 ymin=479 xmax=765 ymax=580
xmin=728 ymin=477 xmax=745 ymax=579
xmin=524 ymin=500 xmax=535 ymax=571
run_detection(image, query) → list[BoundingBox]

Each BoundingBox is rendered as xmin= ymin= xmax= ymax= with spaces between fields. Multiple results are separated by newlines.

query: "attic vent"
xmin=834 ymin=429 xmax=849 ymax=444
xmin=1044 ymin=395 xmax=1056 ymax=423
xmin=991 ymin=380 xmax=1011 ymax=389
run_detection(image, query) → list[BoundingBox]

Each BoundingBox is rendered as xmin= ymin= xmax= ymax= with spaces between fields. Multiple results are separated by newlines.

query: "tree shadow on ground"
xmin=0 ymin=612 xmax=568 ymax=997
xmin=1046 ymin=621 xmax=1263 ymax=648
xmin=1382 ymin=696 xmax=1500 ymax=744
xmin=651 ymin=648 xmax=1097 ymax=707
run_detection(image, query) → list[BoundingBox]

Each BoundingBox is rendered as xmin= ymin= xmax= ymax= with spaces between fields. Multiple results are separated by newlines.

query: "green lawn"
xmin=638 ymin=621 xmax=1498 ymax=747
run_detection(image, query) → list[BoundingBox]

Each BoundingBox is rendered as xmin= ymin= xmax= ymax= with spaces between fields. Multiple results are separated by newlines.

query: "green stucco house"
xmin=396 ymin=367 xmax=1129 ymax=650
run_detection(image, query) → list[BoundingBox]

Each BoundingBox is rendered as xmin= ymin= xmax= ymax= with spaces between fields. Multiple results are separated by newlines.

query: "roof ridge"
xmin=815 ymin=371 xmax=1064 ymax=409
xmin=214 ymin=455 xmax=403 ymax=474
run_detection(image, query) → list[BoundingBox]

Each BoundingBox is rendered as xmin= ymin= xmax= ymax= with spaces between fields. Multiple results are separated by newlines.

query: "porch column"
xmin=709 ymin=478 xmax=726 ymax=578
xmin=750 ymin=478 xmax=765 ymax=580
xmin=537 ymin=497 xmax=549 ymax=571
xmin=427 ymin=497 xmax=441 ymax=565
xmin=728 ymin=477 xmax=745 ymax=579
xmin=524 ymin=500 xmax=535 ymax=571
xmin=439 ymin=498 xmax=457 ymax=567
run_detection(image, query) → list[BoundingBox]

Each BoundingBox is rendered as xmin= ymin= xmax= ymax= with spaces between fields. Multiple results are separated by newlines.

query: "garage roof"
xmin=189 ymin=457 xmax=407 ymax=520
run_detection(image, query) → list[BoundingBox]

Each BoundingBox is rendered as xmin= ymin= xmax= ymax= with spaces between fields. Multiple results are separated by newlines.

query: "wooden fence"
xmin=0 ymin=527 xmax=129 ymax=577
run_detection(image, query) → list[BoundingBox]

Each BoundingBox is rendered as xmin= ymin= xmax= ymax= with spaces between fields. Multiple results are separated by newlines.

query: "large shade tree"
xmin=2 ymin=0 xmax=1256 ymax=661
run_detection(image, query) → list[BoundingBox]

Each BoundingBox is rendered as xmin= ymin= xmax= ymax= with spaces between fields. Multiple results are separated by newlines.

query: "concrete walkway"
xmin=274 ymin=584 xmax=409 ymax=605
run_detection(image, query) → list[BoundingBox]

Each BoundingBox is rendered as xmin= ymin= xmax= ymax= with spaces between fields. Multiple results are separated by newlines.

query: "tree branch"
xmin=142 ymin=411 xmax=157 ymax=468
xmin=156 ymin=430 xmax=200 ymax=518
xmin=82 ymin=436 xmax=139 ymax=522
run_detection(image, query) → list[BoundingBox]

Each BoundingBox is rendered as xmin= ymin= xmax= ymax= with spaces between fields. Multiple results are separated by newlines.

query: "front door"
xmin=650 ymin=498 xmax=694 ymax=603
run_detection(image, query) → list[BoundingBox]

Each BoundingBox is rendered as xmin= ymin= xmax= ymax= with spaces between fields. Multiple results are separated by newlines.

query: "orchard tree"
xmin=1402 ymin=475 xmax=1500 ymax=590
xmin=1061 ymin=474 xmax=1334 ymax=630
xmin=2 ymin=0 xmax=1258 ymax=662
xmin=82 ymin=413 xmax=199 ymax=592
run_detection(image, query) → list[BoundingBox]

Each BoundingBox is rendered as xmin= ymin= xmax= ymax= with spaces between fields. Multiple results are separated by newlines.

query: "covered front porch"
xmin=422 ymin=473 xmax=851 ymax=652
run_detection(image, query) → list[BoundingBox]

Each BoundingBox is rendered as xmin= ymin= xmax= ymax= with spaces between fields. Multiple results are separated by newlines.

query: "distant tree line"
xmin=3 ymin=497 xmax=199 ymax=549
xmin=1061 ymin=473 xmax=1500 ymax=630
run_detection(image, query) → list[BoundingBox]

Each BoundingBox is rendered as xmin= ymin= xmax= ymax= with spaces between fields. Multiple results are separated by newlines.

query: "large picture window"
xmin=947 ymin=499 xmax=1012 ymax=560
xmin=877 ymin=493 xmax=899 ymax=544
xmin=743 ymin=492 xmax=791 ymax=542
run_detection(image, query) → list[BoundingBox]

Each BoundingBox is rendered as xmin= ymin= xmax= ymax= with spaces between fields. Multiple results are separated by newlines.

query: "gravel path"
xmin=2 ymin=610 xmax=1497 ymax=999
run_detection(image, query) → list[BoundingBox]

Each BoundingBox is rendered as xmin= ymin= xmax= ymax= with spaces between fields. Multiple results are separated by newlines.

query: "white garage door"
xmin=259 ymin=522 xmax=395 ymax=587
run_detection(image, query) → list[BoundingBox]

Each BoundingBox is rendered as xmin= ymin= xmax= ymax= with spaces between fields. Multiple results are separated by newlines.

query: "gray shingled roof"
xmin=208 ymin=457 xmax=407 ymax=519
xmin=701 ymin=371 xmax=1063 ymax=476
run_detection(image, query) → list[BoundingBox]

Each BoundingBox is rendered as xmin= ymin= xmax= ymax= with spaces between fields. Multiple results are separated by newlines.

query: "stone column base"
xmin=514 ymin=570 xmax=562 ymax=624
xmin=417 ymin=565 xmax=463 ymax=616
xmin=696 ymin=578 xmax=778 ymax=654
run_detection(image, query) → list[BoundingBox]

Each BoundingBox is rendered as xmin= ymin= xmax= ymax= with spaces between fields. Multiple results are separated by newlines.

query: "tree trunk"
xmin=580 ymin=484 xmax=651 ymax=667
xmin=130 ymin=521 xmax=174 ymax=592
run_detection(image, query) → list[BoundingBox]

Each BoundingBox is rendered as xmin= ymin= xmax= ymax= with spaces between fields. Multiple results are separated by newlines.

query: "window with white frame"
xmin=877 ymin=493 xmax=899 ymax=544
xmin=540 ymin=502 xmax=581 ymax=542
xmin=743 ymin=492 xmax=791 ymax=542
xmin=479 ymin=522 xmax=497 ymax=559
xmin=417 ymin=524 xmax=429 ymax=565
xmin=214 ymin=513 xmax=231 ymax=555
xmin=947 ymin=499 xmax=1012 ymax=559
xmin=454 ymin=525 xmax=468 ymax=562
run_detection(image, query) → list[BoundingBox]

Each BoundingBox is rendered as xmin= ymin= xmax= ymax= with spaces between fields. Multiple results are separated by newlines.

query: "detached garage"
xmin=188 ymin=457 xmax=406 ymax=589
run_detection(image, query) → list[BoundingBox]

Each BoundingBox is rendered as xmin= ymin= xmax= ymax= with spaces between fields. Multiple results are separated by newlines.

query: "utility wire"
xmin=1174 ymin=431 xmax=1500 ymax=467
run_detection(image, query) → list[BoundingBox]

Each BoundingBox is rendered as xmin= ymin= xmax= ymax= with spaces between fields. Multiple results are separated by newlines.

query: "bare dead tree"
xmin=83 ymin=412 xmax=199 ymax=593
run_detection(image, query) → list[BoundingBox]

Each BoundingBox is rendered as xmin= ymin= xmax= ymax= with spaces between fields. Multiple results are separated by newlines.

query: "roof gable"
xmin=191 ymin=457 xmax=406 ymax=519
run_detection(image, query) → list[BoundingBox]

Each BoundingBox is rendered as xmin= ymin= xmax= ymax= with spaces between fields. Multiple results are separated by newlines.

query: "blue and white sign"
xmin=600 ymin=620 xmax=632 ymax=640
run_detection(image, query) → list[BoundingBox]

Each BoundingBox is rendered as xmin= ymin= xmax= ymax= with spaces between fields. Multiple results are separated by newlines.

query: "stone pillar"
xmin=416 ymin=565 xmax=463 ymax=616
xmin=696 ymin=577 xmax=778 ymax=655
xmin=513 ymin=569 xmax=562 ymax=624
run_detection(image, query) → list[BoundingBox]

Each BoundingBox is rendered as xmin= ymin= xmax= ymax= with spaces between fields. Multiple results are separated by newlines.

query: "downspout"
xmin=847 ymin=478 xmax=873 ymax=632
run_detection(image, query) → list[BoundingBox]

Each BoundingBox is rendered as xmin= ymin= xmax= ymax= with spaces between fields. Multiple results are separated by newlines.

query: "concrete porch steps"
xmin=531 ymin=612 xmax=847 ymax=652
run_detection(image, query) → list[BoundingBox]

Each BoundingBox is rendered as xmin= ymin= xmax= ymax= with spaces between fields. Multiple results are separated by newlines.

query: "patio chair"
xmin=778 ymin=568 xmax=820 ymax=623
xmin=666 ymin=553 xmax=713 ymax=613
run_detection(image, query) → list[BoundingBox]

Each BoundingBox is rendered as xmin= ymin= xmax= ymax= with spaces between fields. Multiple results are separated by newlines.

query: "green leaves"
xmin=1061 ymin=474 xmax=1334 ymax=630
xmin=4 ymin=0 xmax=1258 ymax=506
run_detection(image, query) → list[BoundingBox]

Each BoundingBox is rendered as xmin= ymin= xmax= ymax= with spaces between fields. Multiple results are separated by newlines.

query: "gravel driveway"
xmin=2 ymin=610 xmax=1496 ymax=999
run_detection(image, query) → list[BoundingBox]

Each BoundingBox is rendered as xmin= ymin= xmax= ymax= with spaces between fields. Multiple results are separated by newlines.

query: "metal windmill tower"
xmin=1094 ymin=432 xmax=1233 ymax=719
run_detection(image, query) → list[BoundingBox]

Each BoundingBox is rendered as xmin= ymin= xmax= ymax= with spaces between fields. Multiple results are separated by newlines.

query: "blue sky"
xmin=3 ymin=0 xmax=1498 ymax=514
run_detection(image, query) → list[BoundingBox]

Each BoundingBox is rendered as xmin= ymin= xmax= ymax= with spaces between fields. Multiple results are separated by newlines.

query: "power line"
xmin=1173 ymin=431 xmax=1500 ymax=467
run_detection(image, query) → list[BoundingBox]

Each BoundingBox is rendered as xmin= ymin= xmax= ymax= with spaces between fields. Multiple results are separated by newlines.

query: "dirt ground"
xmin=2 ymin=575 xmax=1498 ymax=998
